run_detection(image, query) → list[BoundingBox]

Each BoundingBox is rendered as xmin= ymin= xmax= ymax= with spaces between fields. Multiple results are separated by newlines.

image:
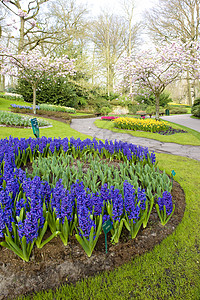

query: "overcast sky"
xmin=83 ymin=0 xmax=158 ymax=20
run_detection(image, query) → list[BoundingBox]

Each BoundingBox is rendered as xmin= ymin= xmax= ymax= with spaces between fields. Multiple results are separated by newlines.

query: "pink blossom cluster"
xmin=0 ymin=49 xmax=76 ymax=85
xmin=18 ymin=9 xmax=28 ymax=18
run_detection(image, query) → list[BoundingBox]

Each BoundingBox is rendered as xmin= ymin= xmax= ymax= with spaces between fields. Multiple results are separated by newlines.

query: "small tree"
xmin=117 ymin=42 xmax=189 ymax=118
xmin=0 ymin=48 xmax=76 ymax=113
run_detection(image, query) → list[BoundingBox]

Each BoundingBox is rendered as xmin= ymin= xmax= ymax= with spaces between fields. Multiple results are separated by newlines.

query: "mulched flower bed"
xmin=0 ymin=176 xmax=185 ymax=300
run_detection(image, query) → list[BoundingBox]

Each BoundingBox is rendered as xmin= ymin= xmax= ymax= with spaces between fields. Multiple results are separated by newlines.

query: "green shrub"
xmin=93 ymin=98 xmax=111 ymax=113
xmin=134 ymin=92 xmax=172 ymax=107
xmin=191 ymin=98 xmax=200 ymax=117
xmin=168 ymin=106 xmax=187 ymax=114
xmin=192 ymin=98 xmax=200 ymax=107
xmin=128 ymin=103 xmax=147 ymax=114
xmin=16 ymin=77 xmax=79 ymax=108
xmin=100 ymin=106 xmax=112 ymax=116
xmin=110 ymin=99 xmax=120 ymax=106
xmin=146 ymin=106 xmax=156 ymax=115
xmin=191 ymin=106 xmax=200 ymax=117
xmin=76 ymin=97 xmax=88 ymax=108
xmin=101 ymin=92 xmax=119 ymax=101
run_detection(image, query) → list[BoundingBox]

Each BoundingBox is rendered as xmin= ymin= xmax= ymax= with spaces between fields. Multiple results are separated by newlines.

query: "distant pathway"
xmin=70 ymin=117 xmax=200 ymax=161
xmin=161 ymin=114 xmax=200 ymax=132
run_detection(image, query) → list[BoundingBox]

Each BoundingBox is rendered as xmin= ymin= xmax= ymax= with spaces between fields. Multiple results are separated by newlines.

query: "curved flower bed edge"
xmin=0 ymin=136 xmax=174 ymax=260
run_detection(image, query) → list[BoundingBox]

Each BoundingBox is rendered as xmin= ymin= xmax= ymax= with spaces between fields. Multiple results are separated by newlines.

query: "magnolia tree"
xmin=117 ymin=42 xmax=191 ymax=118
xmin=0 ymin=48 xmax=76 ymax=113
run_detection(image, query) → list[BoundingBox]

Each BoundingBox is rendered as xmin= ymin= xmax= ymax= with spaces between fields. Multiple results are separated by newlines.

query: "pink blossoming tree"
xmin=0 ymin=48 xmax=76 ymax=113
xmin=117 ymin=42 xmax=191 ymax=118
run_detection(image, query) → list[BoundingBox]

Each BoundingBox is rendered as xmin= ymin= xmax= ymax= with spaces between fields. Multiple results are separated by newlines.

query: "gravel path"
xmin=70 ymin=117 xmax=200 ymax=161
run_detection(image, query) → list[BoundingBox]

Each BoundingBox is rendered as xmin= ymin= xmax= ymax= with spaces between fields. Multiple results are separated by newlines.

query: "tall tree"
xmin=121 ymin=0 xmax=141 ymax=98
xmin=146 ymin=0 xmax=200 ymax=43
xmin=91 ymin=12 xmax=128 ymax=97
xmin=146 ymin=0 xmax=200 ymax=105
xmin=39 ymin=0 xmax=90 ymax=90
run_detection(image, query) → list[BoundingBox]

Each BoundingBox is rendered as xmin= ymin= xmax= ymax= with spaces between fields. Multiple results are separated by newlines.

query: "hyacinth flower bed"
xmin=113 ymin=117 xmax=169 ymax=133
xmin=0 ymin=111 xmax=50 ymax=127
xmin=0 ymin=136 xmax=175 ymax=262
xmin=10 ymin=103 xmax=76 ymax=113
xmin=10 ymin=103 xmax=40 ymax=110
xmin=157 ymin=126 xmax=187 ymax=135
xmin=101 ymin=116 xmax=119 ymax=120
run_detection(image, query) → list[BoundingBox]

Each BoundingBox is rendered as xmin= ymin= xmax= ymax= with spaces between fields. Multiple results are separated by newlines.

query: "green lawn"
xmin=0 ymin=98 xmax=91 ymax=140
xmin=18 ymin=154 xmax=200 ymax=300
xmin=0 ymin=117 xmax=90 ymax=140
xmin=95 ymin=119 xmax=200 ymax=146
xmin=0 ymin=97 xmax=29 ymax=111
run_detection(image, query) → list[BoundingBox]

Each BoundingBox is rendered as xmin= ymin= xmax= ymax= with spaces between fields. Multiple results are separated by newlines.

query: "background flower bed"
xmin=101 ymin=116 xmax=119 ymax=120
xmin=113 ymin=117 xmax=169 ymax=133
xmin=10 ymin=103 xmax=76 ymax=114
xmin=0 ymin=111 xmax=50 ymax=127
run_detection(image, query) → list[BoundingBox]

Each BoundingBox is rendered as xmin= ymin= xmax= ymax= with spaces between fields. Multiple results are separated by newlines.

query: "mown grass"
xmin=0 ymin=117 xmax=91 ymax=140
xmin=0 ymin=98 xmax=92 ymax=140
xmin=18 ymin=154 xmax=200 ymax=300
xmin=0 ymin=97 xmax=28 ymax=111
xmin=94 ymin=119 xmax=200 ymax=145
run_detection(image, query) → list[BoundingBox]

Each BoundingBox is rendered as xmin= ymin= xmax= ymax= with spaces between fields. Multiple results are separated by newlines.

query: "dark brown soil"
xmin=0 ymin=114 xmax=186 ymax=299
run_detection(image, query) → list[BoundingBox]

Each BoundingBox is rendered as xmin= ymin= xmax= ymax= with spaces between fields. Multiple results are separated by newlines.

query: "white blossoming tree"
xmin=117 ymin=42 xmax=191 ymax=118
xmin=0 ymin=48 xmax=76 ymax=113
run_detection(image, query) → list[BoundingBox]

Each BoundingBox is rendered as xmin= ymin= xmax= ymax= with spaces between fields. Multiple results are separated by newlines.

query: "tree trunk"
xmin=18 ymin=17 xmax=25 ymax=54
xmin=0 ymin=58 xmax=4 ymax=92
xmin=2 ymin=75 xmax=5 ymax=91
xmin=187 ymin=70 xmax=192 ymax=106
xmin=155 ymin=94 xmax=160 ymax=119
xmin=0 ymin=75 xmax=3 ymax=92
xmin=32 ymin=85 xmax=37 ymax=115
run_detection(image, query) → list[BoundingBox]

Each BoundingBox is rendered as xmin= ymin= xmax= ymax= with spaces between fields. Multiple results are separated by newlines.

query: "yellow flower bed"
xmin=113 ymin=117 xmax=169 ymax=133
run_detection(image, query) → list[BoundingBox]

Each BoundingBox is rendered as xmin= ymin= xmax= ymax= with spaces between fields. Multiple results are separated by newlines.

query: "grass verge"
xmin=94 ymin=119 xmax=200 ymax=146
xmin=0 ymin=117 xmax=91 ymax=140
xmin=18 ymin=154 xmax=200 ymax=300
xmin=160 ymin=120 xmax=200 ymax=142
xmin=0 ymin=97 xmax=28 ymax=111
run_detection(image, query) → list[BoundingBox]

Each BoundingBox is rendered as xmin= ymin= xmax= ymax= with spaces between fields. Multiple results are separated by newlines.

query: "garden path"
xmin=161 ymin=114 xmax=200 ymax=132
xmin=70 ymin=117 xmax=200 ymax=161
